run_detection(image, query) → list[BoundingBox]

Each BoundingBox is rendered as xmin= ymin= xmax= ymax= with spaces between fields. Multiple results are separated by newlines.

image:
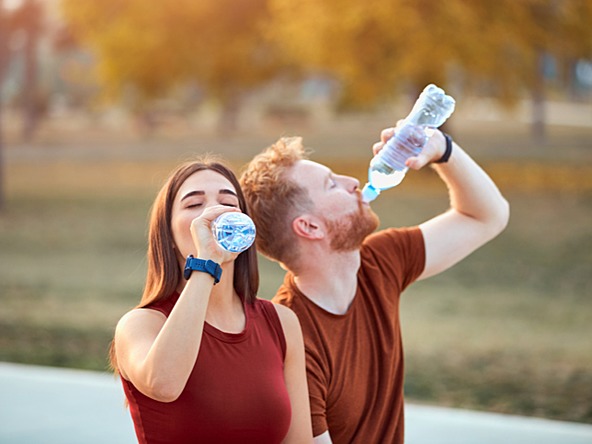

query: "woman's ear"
xmin=292 ymin=215 xmax=324 ymax=240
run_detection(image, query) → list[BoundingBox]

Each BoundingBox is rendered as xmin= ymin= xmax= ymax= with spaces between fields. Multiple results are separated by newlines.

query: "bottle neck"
xmin=361 ymin=183 xmax=379 ymax=203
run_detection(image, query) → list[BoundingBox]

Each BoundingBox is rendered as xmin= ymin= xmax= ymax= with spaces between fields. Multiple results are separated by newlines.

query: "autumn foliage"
xmin=61 ymin=0 xmax=592 ymax=109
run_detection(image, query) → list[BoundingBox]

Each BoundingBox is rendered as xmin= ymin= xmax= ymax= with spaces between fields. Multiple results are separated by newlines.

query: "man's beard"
xmin=323 ymin=202 xmax=380 ymax=252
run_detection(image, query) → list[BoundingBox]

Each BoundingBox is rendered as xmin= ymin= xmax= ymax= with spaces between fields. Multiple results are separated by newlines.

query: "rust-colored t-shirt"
xmin=273 ymin=227 xmax=425 ymax=443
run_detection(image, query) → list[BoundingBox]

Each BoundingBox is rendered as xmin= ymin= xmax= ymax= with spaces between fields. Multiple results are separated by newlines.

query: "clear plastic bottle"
xmin=361 ymin=84 xmax=456 ymax=203
xmin=211 ymin=212 xmax=256 ymax=253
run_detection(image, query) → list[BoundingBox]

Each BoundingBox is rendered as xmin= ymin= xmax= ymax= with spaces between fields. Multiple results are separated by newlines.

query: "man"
xmin=240 ymin=128 xmax=509 ymax=443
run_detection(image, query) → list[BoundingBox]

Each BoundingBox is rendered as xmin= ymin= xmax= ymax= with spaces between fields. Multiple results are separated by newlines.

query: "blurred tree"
xmin=455 ymin=0 xmax=592 ymax=142
xmin=11 ymin=0 xmax=43 ymax=142
xmin=0 ymin=0 xmax=11 ymax=212
xmin=267 ymin=0 xmax=491 ymax=106
xmin=61 ymin=0 xmax=285 ymax=132
xmin=268 ymin=0 xmax=592 ymax=139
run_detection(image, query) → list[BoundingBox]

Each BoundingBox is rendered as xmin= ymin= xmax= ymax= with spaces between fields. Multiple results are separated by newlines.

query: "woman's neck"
xmin=206 ymin=262 xmax=246 ymax=333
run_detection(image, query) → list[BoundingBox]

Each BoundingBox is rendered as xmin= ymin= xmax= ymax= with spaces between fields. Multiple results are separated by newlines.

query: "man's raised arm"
xmin=411 ymin=131 xmax=510 ymax=280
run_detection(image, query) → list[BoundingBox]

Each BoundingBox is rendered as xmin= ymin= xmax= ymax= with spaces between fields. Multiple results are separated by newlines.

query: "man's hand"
xmin=372 ymin=125 xmax=447 ymax=170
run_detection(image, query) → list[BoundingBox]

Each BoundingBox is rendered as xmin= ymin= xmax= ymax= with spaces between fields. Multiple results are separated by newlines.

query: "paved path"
xmin=1 ymin=362 xmax=591 ymax=443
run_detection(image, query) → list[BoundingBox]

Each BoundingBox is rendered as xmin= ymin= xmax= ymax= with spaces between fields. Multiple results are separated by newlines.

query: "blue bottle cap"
xmin=361 ymin=183 xmax=380 ymax=203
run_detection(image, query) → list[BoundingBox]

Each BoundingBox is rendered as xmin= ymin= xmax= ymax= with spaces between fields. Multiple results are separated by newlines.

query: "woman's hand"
xmin=190 ymin=205 xmax=241 ymax=264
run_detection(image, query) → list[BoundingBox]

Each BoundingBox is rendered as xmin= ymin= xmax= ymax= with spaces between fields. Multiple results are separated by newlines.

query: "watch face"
xmin=184 ymin=255 xmax=196 ymax=280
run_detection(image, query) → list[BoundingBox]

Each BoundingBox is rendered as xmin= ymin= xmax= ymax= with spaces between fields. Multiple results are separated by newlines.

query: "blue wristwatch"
xmin=183 ymin=255 xmax=222 ymax=284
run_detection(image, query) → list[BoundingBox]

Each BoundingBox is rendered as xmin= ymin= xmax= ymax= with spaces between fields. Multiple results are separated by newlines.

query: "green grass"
xmin=1 ymin=120 xmax=591 ymax=424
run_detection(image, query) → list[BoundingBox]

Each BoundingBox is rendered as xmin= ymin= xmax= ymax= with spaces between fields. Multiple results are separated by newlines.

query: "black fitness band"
xmin=435 ymin=131 xmax=453 ymax=163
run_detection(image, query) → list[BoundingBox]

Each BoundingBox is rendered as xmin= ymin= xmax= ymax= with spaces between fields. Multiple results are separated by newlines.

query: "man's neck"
xmin=293 ymin=249 xmax=361 ymax=315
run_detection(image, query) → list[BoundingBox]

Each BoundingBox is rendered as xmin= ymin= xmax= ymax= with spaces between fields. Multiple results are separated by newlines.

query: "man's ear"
xmin=292 ymin=215 xmax=325 ymax=240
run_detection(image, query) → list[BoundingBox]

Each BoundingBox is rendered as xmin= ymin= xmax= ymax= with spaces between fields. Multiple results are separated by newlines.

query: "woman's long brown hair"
xmin=109 ymin=156 xmax=259 ymax=373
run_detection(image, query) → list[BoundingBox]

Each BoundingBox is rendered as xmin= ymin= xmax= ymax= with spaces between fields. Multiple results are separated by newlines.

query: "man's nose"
xmin=339 ymin=175 xmax=359 ymax=192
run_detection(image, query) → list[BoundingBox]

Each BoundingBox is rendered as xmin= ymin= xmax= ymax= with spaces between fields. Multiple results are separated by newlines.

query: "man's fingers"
xmin=406 ymin=154 xmax=430 ymax=170
xmin=380 ymin=127 xmax=396 ymax=144
xmin=372 ymin=141 xmax=383 ymax=156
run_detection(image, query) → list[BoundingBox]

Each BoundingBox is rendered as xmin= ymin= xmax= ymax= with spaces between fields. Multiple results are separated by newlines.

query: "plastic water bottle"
xmin=361 ymin=84 xmax=456 ymax=203
xmin=211 ymin=212 xmax=256 ymax=253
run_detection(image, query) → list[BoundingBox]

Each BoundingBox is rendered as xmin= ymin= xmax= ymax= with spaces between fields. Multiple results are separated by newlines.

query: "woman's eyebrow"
xmin=219 ymin=189 xmax=238 ymax=197
xmin=181 ymin=189 xmax=237 ymax=202
xmin=180 ymin=190 xmax=204 ymax=202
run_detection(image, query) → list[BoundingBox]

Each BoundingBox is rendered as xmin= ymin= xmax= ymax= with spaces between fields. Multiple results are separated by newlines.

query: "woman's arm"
xmin=114 ymin=205 xmax=237 ymax=402
xmin=274 ymin=304 xmax=314 ymax=443
xmin=115 ymin=271 xmax=216 ymax=402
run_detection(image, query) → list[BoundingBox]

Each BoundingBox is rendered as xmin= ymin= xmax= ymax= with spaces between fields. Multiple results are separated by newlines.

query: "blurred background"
xmin=0 ymin=0 xmax=591 ymax=426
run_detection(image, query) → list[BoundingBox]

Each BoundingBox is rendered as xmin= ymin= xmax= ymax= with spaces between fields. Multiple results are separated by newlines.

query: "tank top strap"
xmin=257 ymin=299 xmax=287 ymax=361
xmin=143 ymin=292 xmax=180 ymax=318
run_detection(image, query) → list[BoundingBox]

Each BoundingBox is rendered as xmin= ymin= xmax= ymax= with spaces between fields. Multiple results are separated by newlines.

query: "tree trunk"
xmin=0 ymin=94 xmax=5 ymax=213
xmin=531 ymin=50 xmax=547 ymax=144
xmin=0 ymin=97 xmax=5 ymax=213
xmin=21 ymin=1 xmax=41 ymax=142
xmin=0 ymin=0 xmax=9 ymax=212
xmin=217 ymin=90 xmax=242 ymax=134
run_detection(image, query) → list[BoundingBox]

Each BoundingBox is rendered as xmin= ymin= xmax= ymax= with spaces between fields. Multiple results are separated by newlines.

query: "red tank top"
xmin=121 ymin=294 xmax=291 ymax=444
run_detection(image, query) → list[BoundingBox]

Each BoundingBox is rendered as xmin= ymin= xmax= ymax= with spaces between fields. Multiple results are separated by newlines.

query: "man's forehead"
xmin=292 ymin=159 xmax=331 ymax=178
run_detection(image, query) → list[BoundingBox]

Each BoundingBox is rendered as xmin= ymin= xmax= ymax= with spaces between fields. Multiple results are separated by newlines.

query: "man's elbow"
xmin=489 ymin=196 xmax=510 ymax=238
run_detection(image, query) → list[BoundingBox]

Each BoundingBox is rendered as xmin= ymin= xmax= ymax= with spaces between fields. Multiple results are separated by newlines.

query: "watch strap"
xmin=184 ymin=255 xmax=222 ymax=284
xmin=435 ymin=131 xmax=453 ymax=164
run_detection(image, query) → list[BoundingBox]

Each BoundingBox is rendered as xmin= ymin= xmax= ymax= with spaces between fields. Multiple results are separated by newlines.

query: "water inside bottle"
xmin=367 ymin=168 xmax=406 ymax=191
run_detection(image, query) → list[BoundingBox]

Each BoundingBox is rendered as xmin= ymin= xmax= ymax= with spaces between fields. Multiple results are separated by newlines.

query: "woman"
xmin=110 ymin=156 xmax=312 ymax=443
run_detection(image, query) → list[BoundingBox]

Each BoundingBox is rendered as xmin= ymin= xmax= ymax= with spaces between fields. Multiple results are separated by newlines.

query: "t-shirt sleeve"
xmin=362 ymin=227 xmax=426 ymax=292
xmin=305 ymin=349 xmax=329 ymax=437
xmin=273 ymin=279 xmax=330 ymax=436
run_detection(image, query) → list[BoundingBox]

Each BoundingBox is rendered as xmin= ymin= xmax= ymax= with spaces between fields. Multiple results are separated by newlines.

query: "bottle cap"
xmin=211 ymin=212 xmax=256 ymax=253
xmin=361 ymin=184 xmax=380 ymax=203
